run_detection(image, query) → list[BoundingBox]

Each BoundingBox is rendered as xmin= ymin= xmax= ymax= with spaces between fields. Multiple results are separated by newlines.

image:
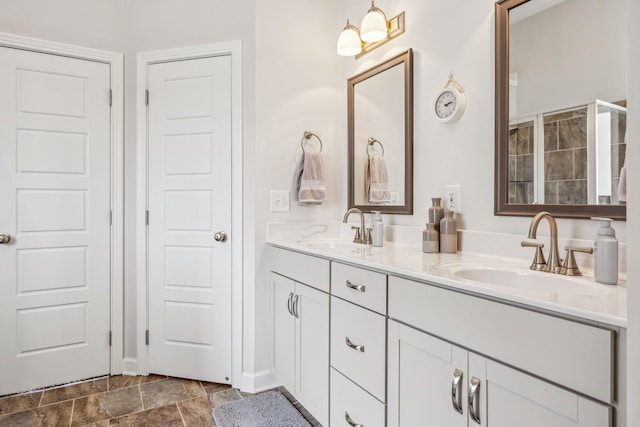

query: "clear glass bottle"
xmin=429 ymin=198 xmax=445 ymax=231
xmin=422 ymin=223 xmax=439 ymax=253
xmin=439 ymin=210 xmax=457 ymax=253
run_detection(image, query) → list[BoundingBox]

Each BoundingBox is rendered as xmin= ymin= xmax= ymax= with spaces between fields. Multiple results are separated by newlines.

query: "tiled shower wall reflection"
xmin=509 ymin=104 xmax=627 ymax=205
xmin=543 ymin=108 xmax=588 ymax=204
xmin=508 ymin=121 xmax=534 ymax=204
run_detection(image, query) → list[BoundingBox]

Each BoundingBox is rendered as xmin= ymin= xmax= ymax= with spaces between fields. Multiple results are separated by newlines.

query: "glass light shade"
xmin=337 ymin=21 xmax=362 ymax=56
xmin=360 ymin=2 xmax=388 ymax=42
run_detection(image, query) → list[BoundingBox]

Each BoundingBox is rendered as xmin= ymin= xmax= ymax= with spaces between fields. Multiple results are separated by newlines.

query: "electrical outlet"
xmin=445 ymin=185 xmax=461 ymax=213
xmin=270 ymin=190 xmax=290 ymax=212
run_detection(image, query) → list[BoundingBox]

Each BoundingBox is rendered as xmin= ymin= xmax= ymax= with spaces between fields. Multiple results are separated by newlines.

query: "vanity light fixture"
xmin=360 ymin=1 xmax=388 ymax=42
xmin=337 ymin=3 xmax=405 ymax=59
xmin=337 ymin=19 xmax=363 ymax=56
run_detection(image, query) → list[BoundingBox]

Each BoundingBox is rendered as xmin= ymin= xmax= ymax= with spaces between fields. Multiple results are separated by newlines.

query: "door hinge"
xmin=109 ymin=331 xmax=112 ymax=346
xmin=109 ymin=89 xmax=113 ymax=106
xmin=145 ymin=329 xmax=149 ymax=345
xmin=109 ymin=210 xmax=113 ymax=226
xmin=145 ymin=89 xmax=149 ymax=106
xmin=145 ymin=210 xmax=149 ymax=225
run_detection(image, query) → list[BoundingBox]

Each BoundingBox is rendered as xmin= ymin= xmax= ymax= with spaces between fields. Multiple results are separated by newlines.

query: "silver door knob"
xmin=0 ymin=233 xmax=11 ymax=244
xmin=214 ymin=231 xmax=228 ymax=242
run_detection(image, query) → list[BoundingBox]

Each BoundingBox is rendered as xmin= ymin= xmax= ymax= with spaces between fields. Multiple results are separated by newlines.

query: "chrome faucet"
xmin=523 ymin=211 xmax=562 ymax=273
xmin=343 ymin=208 xmax=368 ymax=244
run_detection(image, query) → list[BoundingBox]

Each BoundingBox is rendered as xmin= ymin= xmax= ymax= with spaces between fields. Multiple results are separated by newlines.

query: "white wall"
xmin=510 ymin=0 xmax=626 ymax=117
xmin=625 ymin=0 xmax=639 ymax=424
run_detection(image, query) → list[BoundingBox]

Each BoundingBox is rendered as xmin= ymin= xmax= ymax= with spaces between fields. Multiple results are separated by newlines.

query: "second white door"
xmin=148 ymin=55 xmax=232 ymax=383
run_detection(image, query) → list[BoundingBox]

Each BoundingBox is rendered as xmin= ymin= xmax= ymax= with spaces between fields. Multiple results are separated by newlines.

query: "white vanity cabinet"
xmin=269 ymin=247 xmax=330 ymax=426
xmin=388 ymin=276 xmax=615 ymax=427
xmin=388 ymin=320 xmax=611 ymax=427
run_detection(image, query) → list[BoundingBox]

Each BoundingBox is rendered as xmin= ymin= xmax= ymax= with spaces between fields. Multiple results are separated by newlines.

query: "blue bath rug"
xmin=212 ymin=390 xmax=311 ymax=427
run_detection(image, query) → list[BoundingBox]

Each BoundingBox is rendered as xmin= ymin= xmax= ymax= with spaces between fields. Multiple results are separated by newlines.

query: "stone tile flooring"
xmin=0 ymin=375 xmax=320 ymax=426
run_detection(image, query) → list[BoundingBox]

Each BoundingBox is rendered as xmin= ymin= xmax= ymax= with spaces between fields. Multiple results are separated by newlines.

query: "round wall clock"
xmin=434 ymin=76 xmax=466 ymax=123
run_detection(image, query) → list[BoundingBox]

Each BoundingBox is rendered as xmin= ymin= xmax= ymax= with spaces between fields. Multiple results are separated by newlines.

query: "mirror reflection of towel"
xmin=293 ymin=151 xmax=327 ymax=205
xmin=366 ymin=154 xmax=390 ymax=204
xmin=618 ymin=157 xmax=627 ymax=203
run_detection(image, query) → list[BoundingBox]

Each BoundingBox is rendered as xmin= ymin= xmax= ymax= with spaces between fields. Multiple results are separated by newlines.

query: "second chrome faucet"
xmin=342 ymin=207 xmax=370 ymax=244
xmin=521 ymin=211 xmax=593 ymax=276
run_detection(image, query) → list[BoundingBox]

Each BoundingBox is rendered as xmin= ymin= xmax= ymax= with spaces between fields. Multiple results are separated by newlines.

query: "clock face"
xmin=434 ymin=87 xmax=466 ymax=123
xmin=435 ymin=89 xmax=458 ymax=119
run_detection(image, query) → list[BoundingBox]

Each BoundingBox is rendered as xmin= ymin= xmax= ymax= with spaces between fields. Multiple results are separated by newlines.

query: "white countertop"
xmin=267 ymin=237 xmax=627 ymax=328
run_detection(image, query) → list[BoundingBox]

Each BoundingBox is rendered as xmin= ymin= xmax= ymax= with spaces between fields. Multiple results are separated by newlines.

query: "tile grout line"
xmin=175 ymin=403 xmax=187 ymax=427
xmin=68 ymin=399 xmax=75 ymax=427
xmin=37 ymin=390 xmax=44 ymax=407
xmin=138 ymin=384 xmax=145 ymax=411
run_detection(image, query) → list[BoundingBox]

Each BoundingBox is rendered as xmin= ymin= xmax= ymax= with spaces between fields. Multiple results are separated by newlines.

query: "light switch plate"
xmin=270 ymin=190 xmax=290 ymax=212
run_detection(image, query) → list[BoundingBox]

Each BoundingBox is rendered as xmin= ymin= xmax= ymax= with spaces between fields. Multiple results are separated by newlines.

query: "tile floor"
xmin=0 ymin=375 xmax=320 ymax=426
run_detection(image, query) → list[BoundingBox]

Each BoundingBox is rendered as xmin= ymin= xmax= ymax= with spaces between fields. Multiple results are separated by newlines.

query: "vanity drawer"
xmin=331 ymin=262 xmax=387 ymax=314
xmin=388 ymin=276 xmax=615 ymax=404
xmin=269 ymin=246 xmax=330 ymax=292
xmin=331 ymin=296 xmax=386 ymax=402
xmin=330 ymin=368 xmax=385 ymax=427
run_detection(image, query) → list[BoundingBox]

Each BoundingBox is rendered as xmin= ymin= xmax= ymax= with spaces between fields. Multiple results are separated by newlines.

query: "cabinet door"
xmin=296 ymin=283 xmax=329 ymax=426
xmin=270 ymin=272 xmax=296 ymax=392
xmin=483 ymin=358 xmax=611 ymax=427
xmin=388 ymin=320 xmax=468 ymax=427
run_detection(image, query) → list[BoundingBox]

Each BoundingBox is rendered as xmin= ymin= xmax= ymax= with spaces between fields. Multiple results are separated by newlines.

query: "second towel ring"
xmin=366 ymin=137 xmax=385 ymax=158
xmin=301 ymin=131 xmax=323 ymax=153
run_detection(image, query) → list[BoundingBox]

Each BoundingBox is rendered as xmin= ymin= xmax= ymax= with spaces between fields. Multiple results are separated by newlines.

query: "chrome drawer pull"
xmin=345 ymin=337 xmax=365 ymax=353
xmin=451 ymin=368 xmax=463 ymax=415
xmin=469 ymin=376 xmax=481 ymax=424
xmin=292 ymin=294 xmax=300 ymax=319
xmin=345 ymin=411 xmax=364 ymax=427
xmin=287 ymin=292 xmax=294 ymax=316
xmin=346 ymin=280 xmax=366 ymax=293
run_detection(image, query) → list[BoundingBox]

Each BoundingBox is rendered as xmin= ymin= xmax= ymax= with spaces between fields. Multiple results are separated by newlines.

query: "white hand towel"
xmin=366 ymin=154 xmax=390 ymax=204
xmin=618 ymin=156 xmax=627 ymax=203
xmin=295 ymin=151 xmax=327 ymax=205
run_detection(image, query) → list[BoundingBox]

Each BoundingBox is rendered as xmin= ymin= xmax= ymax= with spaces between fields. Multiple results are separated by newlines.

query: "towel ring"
xmin=301 ymin=131 xmax=323 ymax=153
xmin=366 ymin=137 xmax=385 ymax=158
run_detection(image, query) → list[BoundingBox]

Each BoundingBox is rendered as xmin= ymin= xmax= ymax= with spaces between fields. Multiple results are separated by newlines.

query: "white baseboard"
xmin=238 ymin=370 xmax=278 ymax=394
xmin=122 ymin=358 xmax=138 ymax=376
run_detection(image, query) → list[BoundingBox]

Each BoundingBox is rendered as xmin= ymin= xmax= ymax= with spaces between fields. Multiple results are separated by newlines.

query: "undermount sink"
xmin=448 ymin=264 xmax=612 ymax=296
xmin=296 ymin=238 xmax=368 ymax=251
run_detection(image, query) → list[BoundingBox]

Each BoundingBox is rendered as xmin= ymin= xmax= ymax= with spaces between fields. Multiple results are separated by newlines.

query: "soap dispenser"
xmin=592 ymin=217 xmax=618 ymax=285
xmin=371 ymin=211 xmax=383 ymax=247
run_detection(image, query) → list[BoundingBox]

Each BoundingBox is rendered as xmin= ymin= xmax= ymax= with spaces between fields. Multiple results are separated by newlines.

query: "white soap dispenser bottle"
xmin=592 ymin=217 xmax=618 ymax=285
xmin=371 ymin=211 xmax=383 ymax=247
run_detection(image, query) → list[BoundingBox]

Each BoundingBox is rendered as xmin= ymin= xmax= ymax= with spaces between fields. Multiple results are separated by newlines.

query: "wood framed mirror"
xmin=495 ymin=0 xmax=627 ymax=219
xmin=348 ymin=49 xmax=413 ymax=215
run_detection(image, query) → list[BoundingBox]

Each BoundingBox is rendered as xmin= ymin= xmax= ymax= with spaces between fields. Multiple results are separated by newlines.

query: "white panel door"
xmin=0 ymin=47 xmax=111 ymax=395
xmin=148 ymin=55 xmax=232 ymax=383
xmin=270 ymin=273 xmax=296 ymax=392
xmin=387 ymin=320 xmax=468 ymax=427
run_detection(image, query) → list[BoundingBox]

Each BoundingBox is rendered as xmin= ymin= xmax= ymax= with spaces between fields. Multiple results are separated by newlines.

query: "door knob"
xmin=0 ymin=233 xmax=11 ymax=244
xmin=214 ymin=231 xmax=228 ymax=242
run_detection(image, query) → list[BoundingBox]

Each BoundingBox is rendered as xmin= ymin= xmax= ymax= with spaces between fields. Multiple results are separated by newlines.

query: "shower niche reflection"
xmin=508 ymin=100 xmax=627 ymax=205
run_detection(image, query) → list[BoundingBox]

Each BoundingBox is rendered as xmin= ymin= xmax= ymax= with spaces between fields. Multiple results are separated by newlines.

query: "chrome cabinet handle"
xmin=287 ymin=292 xmax=294 ymax=316
xmin=469 ymin=377 xmax=481 ymax=424
xmin=345 ymin=337 xmax=365 ymax=353
xmin=344 ymin=411 xmax=364 ymax=427
xmin=346 ymin=280 xmax=366 ymax=293
xmin=451 ymin=369 xmax=463 ymax=415
xmin=0 ymin=233 xmax=11 ymax=244
xmin=292 ymin=294 xmax=300 ymax=319
xmin=214 ymin=231 xmax=228 ymax=242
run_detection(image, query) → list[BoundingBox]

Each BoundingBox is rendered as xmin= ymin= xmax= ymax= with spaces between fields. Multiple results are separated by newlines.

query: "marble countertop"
xmin=267 ymin=236 xmax=627 ymax=328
